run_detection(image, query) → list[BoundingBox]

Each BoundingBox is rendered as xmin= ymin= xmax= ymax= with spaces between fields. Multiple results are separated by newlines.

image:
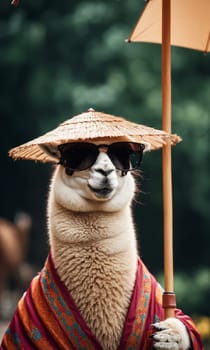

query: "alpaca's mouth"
xmin=88 ymin=184 xmax=113 ymax=198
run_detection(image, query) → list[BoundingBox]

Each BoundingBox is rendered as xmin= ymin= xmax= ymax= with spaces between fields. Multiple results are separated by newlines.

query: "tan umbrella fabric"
xmin=9 ymin=109 xmax=181 ymax=163
xmin=128 ymin=0 xmax=210 ymax=53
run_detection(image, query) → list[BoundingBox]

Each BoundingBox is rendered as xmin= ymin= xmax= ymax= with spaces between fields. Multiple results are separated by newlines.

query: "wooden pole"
xmin=162 ymin=0 xmax=176 ymax=318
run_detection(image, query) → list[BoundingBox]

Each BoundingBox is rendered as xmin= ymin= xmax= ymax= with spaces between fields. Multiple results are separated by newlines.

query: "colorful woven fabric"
xmin=1 ymin=254 xmax=202 ymax=349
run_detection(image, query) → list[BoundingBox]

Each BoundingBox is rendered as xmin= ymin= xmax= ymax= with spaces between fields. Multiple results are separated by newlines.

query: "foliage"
xmin=0 ymin=0 xmax=209 ymax=315
xmin=157 ymin=268 xmax=210 ymax=316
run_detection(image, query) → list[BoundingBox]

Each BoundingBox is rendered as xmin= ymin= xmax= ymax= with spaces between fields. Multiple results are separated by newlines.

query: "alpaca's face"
xmin=49 ymin=141 xmax=141 ymax=213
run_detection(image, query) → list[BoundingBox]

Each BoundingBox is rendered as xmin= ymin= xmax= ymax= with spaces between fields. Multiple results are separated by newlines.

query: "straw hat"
xmin=9 ymin=108 xmax=181 ymax=163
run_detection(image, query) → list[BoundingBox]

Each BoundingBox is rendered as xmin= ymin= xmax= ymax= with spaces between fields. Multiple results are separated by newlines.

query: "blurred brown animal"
xmin=0 ymin=213 xmax=32 ymax=318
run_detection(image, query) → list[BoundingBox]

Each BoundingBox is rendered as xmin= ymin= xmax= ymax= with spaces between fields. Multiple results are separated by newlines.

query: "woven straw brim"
xmin=9 ymin=110 xmax=181 ymax=163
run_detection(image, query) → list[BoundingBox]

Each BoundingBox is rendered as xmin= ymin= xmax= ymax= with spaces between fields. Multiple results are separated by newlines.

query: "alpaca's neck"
xmin=49 ymin=199 xmax=138 ymax=276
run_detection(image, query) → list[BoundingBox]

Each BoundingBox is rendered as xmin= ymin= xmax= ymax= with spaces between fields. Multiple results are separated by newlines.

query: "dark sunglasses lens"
xmin=109 ymin=143 xmax=144 ymax=170
xmin=59 ymin=143 xmax=98 ymax=171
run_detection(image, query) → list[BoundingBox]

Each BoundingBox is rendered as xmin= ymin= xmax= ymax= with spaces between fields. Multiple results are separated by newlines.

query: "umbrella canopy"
xmin=128 ymin=0 xmax=210 ymax=53
xmin=9 ymin=108 xmax=180 ymax=163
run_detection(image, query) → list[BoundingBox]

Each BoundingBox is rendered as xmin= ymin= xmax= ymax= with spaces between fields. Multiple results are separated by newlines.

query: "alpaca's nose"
xmin=92 ymin=153 xmax=115 ymax=175
xmin=95 ymin=168 xmax=114 ymax=177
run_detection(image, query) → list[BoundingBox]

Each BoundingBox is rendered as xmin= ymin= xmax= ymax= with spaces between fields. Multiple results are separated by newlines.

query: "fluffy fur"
xmin=153 ymin=318 xmax=191 ymax=350
xmin=47 ymin=142 xmax=190 ymax=350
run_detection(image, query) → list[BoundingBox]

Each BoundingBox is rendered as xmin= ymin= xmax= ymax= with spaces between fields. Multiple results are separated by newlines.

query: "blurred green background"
xmin=0 ymin=0 xmax=209 ymax=344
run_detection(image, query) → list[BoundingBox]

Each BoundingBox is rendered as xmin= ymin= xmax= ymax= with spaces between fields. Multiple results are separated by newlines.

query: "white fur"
xmin=52 ymin=153 xmax=135 ymax=213
xmin=47 ymin=142 xmax=191 ymax=350
xmin=153 ymin=318 xmax=190 ymax=350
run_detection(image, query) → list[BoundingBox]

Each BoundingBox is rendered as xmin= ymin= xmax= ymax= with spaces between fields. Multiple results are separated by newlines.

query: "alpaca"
xmin=0 ymin=213 xmax=32 ymax=319
xmin=1 ymin=139 xmax=202 ymax=350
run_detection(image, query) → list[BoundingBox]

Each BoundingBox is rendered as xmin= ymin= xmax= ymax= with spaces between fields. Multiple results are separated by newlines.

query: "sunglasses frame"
xmin=58 ymin=142 xmax=145 ymax=175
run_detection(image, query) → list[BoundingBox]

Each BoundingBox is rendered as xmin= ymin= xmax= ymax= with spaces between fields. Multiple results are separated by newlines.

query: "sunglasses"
xmin=58 ymin=142 xmax=145 ymax=175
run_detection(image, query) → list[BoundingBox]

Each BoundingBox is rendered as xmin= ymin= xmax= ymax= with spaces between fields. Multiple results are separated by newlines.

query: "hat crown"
xmin=60 ymin=110 xmax=124 ymax=127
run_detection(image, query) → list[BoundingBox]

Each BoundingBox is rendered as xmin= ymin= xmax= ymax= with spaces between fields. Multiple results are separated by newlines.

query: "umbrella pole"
xmin=162 ymin=0 xmax=176 ymax=318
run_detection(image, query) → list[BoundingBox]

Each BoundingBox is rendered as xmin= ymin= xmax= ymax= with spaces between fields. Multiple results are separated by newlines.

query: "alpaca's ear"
xmin=39 ymin=144 xmax=60 ymax=162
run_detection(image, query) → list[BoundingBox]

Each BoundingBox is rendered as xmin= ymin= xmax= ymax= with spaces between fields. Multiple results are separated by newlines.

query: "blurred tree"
xmin=0 ymin=0 xmax=209 ymax=314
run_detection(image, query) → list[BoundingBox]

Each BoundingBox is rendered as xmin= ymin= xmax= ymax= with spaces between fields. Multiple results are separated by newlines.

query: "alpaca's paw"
xmin=152 ymin=318 xmax=190 ymax=350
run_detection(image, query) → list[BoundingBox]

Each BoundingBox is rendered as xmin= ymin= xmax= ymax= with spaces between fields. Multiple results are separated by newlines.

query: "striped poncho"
xmin=1 ymin=254 xmax=202 ymax=349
